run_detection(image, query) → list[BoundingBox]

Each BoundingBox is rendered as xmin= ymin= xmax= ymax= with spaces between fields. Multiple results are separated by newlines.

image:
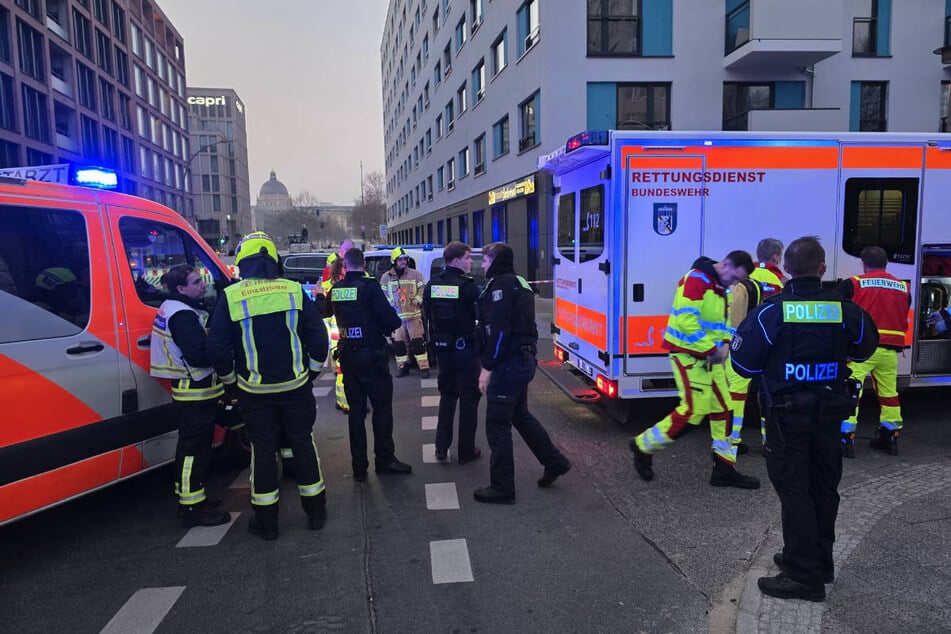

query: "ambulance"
xmin=0 ymin=166 xmax=239 ymax=525
xmin=538 ymin=130 xmax=951 ymax=402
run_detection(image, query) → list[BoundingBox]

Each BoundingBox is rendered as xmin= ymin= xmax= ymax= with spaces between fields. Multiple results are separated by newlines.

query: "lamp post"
xmin=180 ymin=136 xmax=229 ymax=231
xmin=359 ymin=160 xmax=366 ymax=243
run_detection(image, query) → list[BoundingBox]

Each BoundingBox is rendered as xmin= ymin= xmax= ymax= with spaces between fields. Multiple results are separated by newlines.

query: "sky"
xmin=159 ymin=0 xmax=389 ymax=205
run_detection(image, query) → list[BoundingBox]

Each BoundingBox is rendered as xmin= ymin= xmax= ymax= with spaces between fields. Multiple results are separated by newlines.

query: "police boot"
xmin=841 ymin=432 xmax=856 ymax=459
xmin=395 ymin=365 xmax=409 ymax=377
xmin=179 ymin=502 xmax=230 ymax=529
xmin=710 ymin=455 xmax=760 ymax=489
xmin=248 ymin=504 xmax=279 ymax=541
xmin=628 ymin=438 xmax=654 ymax=482
xmin=758 ymin=572 xmax=825 ymax=602
xmin=301 ymin=492 xmax=327 ymax=531
xmin=870 ymin=427 xmax=899 ymax=455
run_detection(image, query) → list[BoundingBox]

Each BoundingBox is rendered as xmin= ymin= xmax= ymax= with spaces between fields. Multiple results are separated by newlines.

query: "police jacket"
xmin=150 ymin=294 xmax=223 ymax=402
xmin=381 ymin=266 xmax=425 ymax=320
xmin=731 ymin=277 xmax=878 ymax=399
xmin=327 ymin=270 xmax=401 ymax=349
xmin=663 ymin=257 xmax=731 ymax=357
xmin=207 ymin=256 xmax=328 ymax=395
xmin=423 ymin=265 xmax=480 ymax=346
xmin=836 ymin=270 xmax=910 ymax=350
xmin=479 ymin=258 xmax=537 ymax=370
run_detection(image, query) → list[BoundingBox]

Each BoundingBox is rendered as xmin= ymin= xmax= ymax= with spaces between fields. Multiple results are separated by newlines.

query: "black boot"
xmin=301 ymin=493 xmax=327 ymax=531
xmin=773 ymin=552 xmax=834 ymax=584
xmin=869 ymin=427 xmax=898 ymax=455
xmin=628 ymin=438 xmax=654 ymax=481
xmin=248 ymin=504 xmax=279 ymax=541
xmin=179 ymin=502 xmax=230 ymax=528
xmin=395 ymin=366 xmax=409 ymax=377
xmin=710 ymin=455 xmax=760 ymax=489
xmin=758 ymin=572 xmax=825 ymax=602
xmin=473 ymin=486 xmax=516 ymax=504
xmin=376 ymin=457 xmax=413 ymax=474
xmin=841 ymin=432 xmax=856 ymax=459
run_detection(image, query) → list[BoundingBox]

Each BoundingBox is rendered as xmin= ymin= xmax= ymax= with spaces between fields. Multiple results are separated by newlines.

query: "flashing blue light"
xmin=73 ymin=166 xmax=118 ymax=189
xmin=566 ymin=130 xmax=609 ymax=153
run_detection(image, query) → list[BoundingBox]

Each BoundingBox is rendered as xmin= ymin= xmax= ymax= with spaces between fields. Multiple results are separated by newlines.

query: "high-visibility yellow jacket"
xmin=663 ymin=257 xmax=731 ymax=357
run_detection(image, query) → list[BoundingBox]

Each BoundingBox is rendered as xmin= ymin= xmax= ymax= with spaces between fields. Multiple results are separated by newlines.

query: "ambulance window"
xmin=842 ymin=178 xmax=918 ymax=264
xmin=0 ymin=204 xmax=91 ymax=342
xmin=557 ymin=193 xmax=576 ymax=262
xmin=579 ymin=185 xmax=605 ymax=263
xmin=118 ymin=217 xmax=228 ymax=309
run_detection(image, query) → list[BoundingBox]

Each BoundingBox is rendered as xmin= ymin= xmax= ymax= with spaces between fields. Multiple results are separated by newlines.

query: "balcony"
xmin=932 ymin=16 xmax=951 ymax=66
xmin=724 ymin=0 xmax=842 ymax=71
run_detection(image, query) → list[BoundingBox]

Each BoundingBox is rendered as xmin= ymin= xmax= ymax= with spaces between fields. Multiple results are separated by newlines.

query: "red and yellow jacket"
xmin=843 ymin=270 xmax=910 ymax=349
xmin=663 ymin=257 xmax=731 ymax=357
xmin=749 ymin=261 xmax=785 ymax=298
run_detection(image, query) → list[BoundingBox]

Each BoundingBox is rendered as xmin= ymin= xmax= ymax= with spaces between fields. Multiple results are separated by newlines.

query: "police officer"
xmin=474 ymin=242 xmax=570 ymax=504
xmin=731 ymin=236 xmax=877 ymax=602
xmin=150 ymin=264 xmax=230 ymax=528
xmin=423 ymin=241 xmax=482 ymax=464
xmin=207 ymin=232 xmax=329 ymax=541
xmin=326 ymin=248 xmax=413 ymax=482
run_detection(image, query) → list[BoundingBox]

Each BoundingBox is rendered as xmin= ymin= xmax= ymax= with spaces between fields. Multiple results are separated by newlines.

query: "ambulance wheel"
xmin=226 ymin=426 xmax=252 ymax=468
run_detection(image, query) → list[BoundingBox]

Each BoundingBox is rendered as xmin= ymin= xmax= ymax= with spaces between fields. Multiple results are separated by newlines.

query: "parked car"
xmin=364 ymin=246 xmax=484 ymax=286
xmin=279 ymin=252 xmax=331 ymax=284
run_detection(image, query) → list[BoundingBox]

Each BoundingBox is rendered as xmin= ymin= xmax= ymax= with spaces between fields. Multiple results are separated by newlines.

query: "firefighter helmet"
xmin=234 ymin=231 xmax=278 ymax=265
xmin=35 ymin=267 xmax=78 ymax=290
xmin=391 ymin=247 xmax=408 ymax=263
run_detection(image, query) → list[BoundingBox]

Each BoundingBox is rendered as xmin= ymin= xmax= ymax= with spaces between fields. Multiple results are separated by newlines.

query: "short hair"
xmin=784 ymin=236 xmax=825 ymax=277
xmin=756 ymin=238 xmax=784 ymax=262
xmin=443 ymin=241 xmax=470 ymax=263
xmin=343 ymin=247 xmax=364 ymax=269
xmin=483 ymin=241 xmax=511 ymax=260
xmin=860 ymin=245 xmax=888 ymax=269
xmin=725 ymin=250 xmax=754 ymax=275
xmin=161 ymin=264 xmax=194 ymax=291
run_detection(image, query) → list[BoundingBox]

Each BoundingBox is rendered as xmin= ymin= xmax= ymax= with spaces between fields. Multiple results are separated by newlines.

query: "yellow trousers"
xmin=841 ymin=347 xmax=902 ymax=433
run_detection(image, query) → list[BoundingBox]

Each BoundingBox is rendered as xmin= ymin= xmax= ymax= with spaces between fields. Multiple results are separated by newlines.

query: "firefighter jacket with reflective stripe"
xmin=750 ymin=262 xmax=785 ymax=298
xmin=150 ymin=298 xmax=223 ymax=401
xmin=423 ymin=266 xmax=480 ymax=342
xmin=207 ymin=277 xmax=328 ymax=395
xmin=663 ymin=257 xmax=731 ymax=358
xmin=479 ymin=270 xmax=537 ymax=370
xmin=327 ymin=271 xmax=402 ymax=349
xmin=381 ymin=266 xmax=425 ymax=320
xmin=838 ymin=270 xmax=910 ymax=349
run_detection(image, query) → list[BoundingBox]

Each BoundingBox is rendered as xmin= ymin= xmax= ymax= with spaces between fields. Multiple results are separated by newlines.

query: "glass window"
xmin=16 ymin=19 xmax=44 ymax=80
xmin=587 ymin=0 xmax=640 ymax=56
xmin=73 ymin=9 xmax=93 ymax=59
xmin=853 ymin=0 xmax=877 ymax=56
xmin=518 ymin=91 xmax=539 ymax=152
xmin=77 ymin=62 xmax=98 ymax=111
xmin=474 ymin=134 xmax=486 ymax=174
xmin=617 ymin=83 xmax=671 ymax=130
xmin=492 ymin=30 xmax=507 ymax=75
xmin=455 ymin=16 xmax=467 ymax=52
xmin=472 ymin=59 xmax=485 ymax=105
xmin=842 ymin=178 xmax=917 ymax=264
xmin=517 ymin=0 xmax=539 ymax=57
xmin=493 ymin=115 xmax=509 ymax=158
xmin=458 ymin=213 xmax=468 ymax=244
xmin=859 ymin=81 xmax=887 ymax=131
xmin=21 ymin=85 xmax=50 ymax=143
xmin=0 ymin=72 xmax=15 ymax=132
xmin=579 ymin=185 xmax=604 ymax=263
xmin=96 ymin=29 xmax=112 ymax=73
xmin=557 ymin=193 xmax=576 ymax=262
xmin=491 ymin=204 xmax=507 ymax=242
xmin=723 ymin=82 xmax=773 ymax=131
xmin=725 ymin=0 xmax=751 ymax=55
xmin=457 ymin=83 xmax=467 ymax=115
xmin=472 ymin=209 xmax=484 ymax=247
xmin=941 ymin=81 xmax=950 ymax=133
xmin=0 ymin=7 xmax=10 ymax=64
xmin=458 ymin=146 xmax=469 ymax=177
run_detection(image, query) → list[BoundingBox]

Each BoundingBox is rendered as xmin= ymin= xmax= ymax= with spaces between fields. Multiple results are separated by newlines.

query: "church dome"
xmin=259 ymin=170 xmax=289 ymax=197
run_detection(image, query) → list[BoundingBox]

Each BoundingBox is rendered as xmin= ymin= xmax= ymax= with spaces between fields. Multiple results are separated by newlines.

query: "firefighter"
xmin=207 ymin=232 xmax=329 ymax=541
xmin=381 ymin=246 xmax=430 ymax=378
xmin=474 ymin=242 xmax=570 ymax=504
xmin=149 ymin=264 xmax=230 ymax=528
xmin=321 ymin=253 xmax=349 ymax=413
xmin=326 ymin=247 xmax=413 ymax=482
xmin=423 ymin=241 xmax=482 ymax=464
xmin=836 ymin=246 xmax=911 ymax=457
xmin=731 ymin=236 xmax=877 ymax=601
xmin=628 ymin=250 xmax=760 ymax=489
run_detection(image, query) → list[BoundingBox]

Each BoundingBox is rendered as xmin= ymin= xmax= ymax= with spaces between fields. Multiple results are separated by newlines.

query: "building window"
xmin=0 ymin=72 xmax=14 ymax=132
xmin=725 ymin=0 xmax=750 ymax=55
xmin=472 ymin=209 xmax=484 ymax=247
xmin=518 ymin=90 xmax=540 ymax=152
xmin=856 ymin=81 xmax=887 ymax=131
xmin=423 ymin=33 xmax=429 ymax=59
xmin=436 ymin=113 xmax=444 ymax=137
xmin=112 ymin=2 xmax=126 ymax=43
xmin=77 ymin=63 xmax=98 ymax=111
xmin=434 ymin=60 xmax=442 ymax=86
xmin=470 ymin=0 xmax=484 ymax=29
xmin=0 ymin=7 xmax=10 ymax=64
xmin=118 ymin=92 xmax=131 ymax=130
xmin=458 ymin=146 xmax=469 ymax=177
xmin=81 ymin=115 xmax=100 ymax=159
xmin=455 ymin=16 xmax=467 ymax=52
xmin=474 ymin=134 xmax=486 ymax=175
xmin=95 ymin=29 xmax=112 ymax=74
xmin=458 ymin=213 xmax=468 ymax=243
xmin=471 ymin=59 xmax=485 ymax=105
xmin=100 ymin=78 xmax=115 ymax=121
xmin=853 ymin=0 xmax=877 ymax=56
xmin=587 ymin=0 xmax=639 ymax=56
xmin=16 ymin=20 xmax=44 ymax=80
xmin=617 ymin=83 xmax=670 ymax=130
xmin=941 ymin=81 xmax=950 ymax=132
xmin=443 ymin=42 xmax=452 ymax=75
xmin=491 ymin=29 xmax=507 ymax=76
xmin=516 ymin=0 xmax=539 ymax=57
xmin=492 ymin=116 xmax=510 ymax=159
xmin=722 ymin=82 xmax=772 ymax=131
xmin=425 ymin=128 xmax=432 ymax=153
xmin=115 ymin=47 xmax=129 ymax=87
xmin=103 ymin=126 xmax=118 ymax=164
xmin=457 ymin=83 xmax=467 ymax=115
xmin=21 ymin=85 xmax=50 ymax=143
xmin=447 ymin=157 xmax=455 ymax=189
xmin=445 ymin=100 xmax=455 ymax=130
xmin=74 ymin=9 xmax=93 ymax=59
xmin=14 ymin=0 xmax=40 ymax=19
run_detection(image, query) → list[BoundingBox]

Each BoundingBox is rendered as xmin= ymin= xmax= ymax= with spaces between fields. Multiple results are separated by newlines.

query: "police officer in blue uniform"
xmin=731 ymin=236 xmax=877 ymax=602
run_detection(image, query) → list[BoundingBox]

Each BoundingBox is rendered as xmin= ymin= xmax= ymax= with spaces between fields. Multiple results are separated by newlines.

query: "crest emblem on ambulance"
xmin=653 ymin=203 xmax=677 ymax=236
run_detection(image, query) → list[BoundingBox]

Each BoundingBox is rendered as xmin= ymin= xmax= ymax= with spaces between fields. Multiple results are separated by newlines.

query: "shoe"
xmin=376 ymin=458 xmax=413 ymax=474
xmin=869 ymin=427 xmax=899 ymax=456
xmin=757 ymin=572 xmax=825 ymax=602
xmin=421 ymin=368 xmax=431 ymax=379
xmin=335 ymin=403 xmax=350 ymax=413
xmin=302 ymin=495 xmax=327 ymax=531
xmin=841 ymin=432 xmax=856 ymax=459
xmin=353 ymin=469 xmax=367 ymax=482
xmin=473 ymin=486 xmax=516 ymax=504
xmin=179 ymin=504 xmax=231 ymax=528
xmin=773 ymin=552 xmax=834 ymax=584
xmin=736 ymin=442 xmax=749 ymax=456
xmin=395 ymin=366 xmax=409 ymax=377
xmin=537 ymin=460 xmax=571 ymax=488
xmin=435 ymin=448 xmax=449 ymax=461
xmin=458 ymin=447 xmax=482 ymax=465
xmin=710 ymin=457 xmax=760 ymax=489
xmin=247 ymin=516 xmax=279 ymax=541
xmin=628 ymin=438 xmax=654 ymax=482
xmin=177 ymin=495 xmax=222 ymax=515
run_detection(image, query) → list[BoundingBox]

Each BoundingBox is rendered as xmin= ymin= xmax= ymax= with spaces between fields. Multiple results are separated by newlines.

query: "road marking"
xmin=318 ymin=373 xmax=334 ymax=381
xmin=430 ymin=539 xmax=474 ymax=584
xmin=229 ymin=468 xmax=251 ymax=489
xmin=100 ymin=586 xmax=185 ymax=634
xmin=176 ymin=512 xmax=240 ymax=548
xmin=420 ymin=378 xmax=438 ymax=389
xmin=421 ymin=395 xmax=440 ymax=407
xmin=422 ymin=443 xmax=440 ymax=463
xmin=312 ymin=386 xmax=333 ymax=398
xmin=425 ymin=483 xmax=460 ymax=510
xmin=421 ymin=415 xmax=438 ymax=430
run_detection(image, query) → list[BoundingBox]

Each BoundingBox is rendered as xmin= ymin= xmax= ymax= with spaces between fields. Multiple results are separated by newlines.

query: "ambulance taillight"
xmin=554 ymin=346 xmax=568 ymax=363
xmin=595 ymin=375 xmax=617 ymax=398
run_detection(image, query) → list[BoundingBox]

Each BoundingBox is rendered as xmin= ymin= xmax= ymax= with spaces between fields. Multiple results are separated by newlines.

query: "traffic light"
xmin=219 ymin=238 xmax=226 ymax=245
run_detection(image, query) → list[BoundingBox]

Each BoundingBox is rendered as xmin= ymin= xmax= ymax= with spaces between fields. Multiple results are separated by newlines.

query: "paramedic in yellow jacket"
xmin=380 ymin=247 xmax=431 ymax=378
xmin=628 ymin=252 xmax=761 ymax=489
xmin=321 ymin=253 xmax=349 ymax=412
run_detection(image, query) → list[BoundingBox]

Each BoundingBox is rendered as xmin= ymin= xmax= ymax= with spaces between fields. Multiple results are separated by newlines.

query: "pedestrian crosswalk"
xmin=99 ymin=587 xmax=185 ymax=634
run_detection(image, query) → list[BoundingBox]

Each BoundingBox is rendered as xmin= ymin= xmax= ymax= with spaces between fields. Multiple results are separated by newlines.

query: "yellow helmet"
xmin=390 ymin=247 xmax=408 ymax=263
xmin=35 ymin=267 xmax=77 ymax=290
xmin=234 ymin=231 xmax=278 ymax=266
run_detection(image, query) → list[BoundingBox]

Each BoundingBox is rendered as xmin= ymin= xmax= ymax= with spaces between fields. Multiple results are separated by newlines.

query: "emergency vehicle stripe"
xmin=926 ymin=146 xmax=951 ymax=169
xmin=623 ymin=145 xmax=840 ymax=169
xmin=842 ymin=146 xmax=923 ymax=169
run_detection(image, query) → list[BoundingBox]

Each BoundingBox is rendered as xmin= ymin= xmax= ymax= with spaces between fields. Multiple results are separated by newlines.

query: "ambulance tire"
xmin=226 ymin=426 xmax=252 ymax=468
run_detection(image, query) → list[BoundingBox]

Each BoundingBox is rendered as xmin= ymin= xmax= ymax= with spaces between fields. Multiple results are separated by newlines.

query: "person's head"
xmin=343 ymin=247 xmax=365 ymax=271
xmin=391 ymin=246 xmax=409 ymax=272
xmin=443 ymin=241 xmax=472 ymax=271
xmin=860 ymin=245 xmax=888 ymax=272
xmin=338 ymin=239 xmax=354 ymax=257
xmin=756 ymin=238 xmax=784 ymax=265
xmin=234 ymin=231 xmax=278 ymax=267
xmin=715 ymin=250 xmax=754 ymax=286
xmin=482 ymin=242 xmax=513 ymax=274
xmin=329 ymin=252 xmax=346 ymax=282
xmin=162 ymin=264 xmax=206 ymax=300
xmin=783 ymin=236 xmax=827 ymax=278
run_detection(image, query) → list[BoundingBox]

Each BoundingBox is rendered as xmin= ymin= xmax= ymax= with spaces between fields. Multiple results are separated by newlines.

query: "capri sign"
xmin=488 ymin=175 xmax=536 ymax=205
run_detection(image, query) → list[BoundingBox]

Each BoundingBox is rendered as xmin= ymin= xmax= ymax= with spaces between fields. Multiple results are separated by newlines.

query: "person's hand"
xmin=479 ymin=368 xmax=491 ymax=394
xmin=712 ymin=344 xmax=730 ymax=364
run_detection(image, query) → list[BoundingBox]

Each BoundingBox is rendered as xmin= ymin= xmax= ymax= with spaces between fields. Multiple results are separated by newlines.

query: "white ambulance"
xmin=538 ymin=130 xmax=951 ymax=401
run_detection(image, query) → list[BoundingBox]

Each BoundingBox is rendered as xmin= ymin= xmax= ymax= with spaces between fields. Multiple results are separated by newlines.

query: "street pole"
xmin=360 ymin=160 xmax=366 ymax=243
xmin=180 ymin=136 xmax=227 ymax=235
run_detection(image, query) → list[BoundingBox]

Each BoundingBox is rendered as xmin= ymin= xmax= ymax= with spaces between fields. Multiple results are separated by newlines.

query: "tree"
xmin=353 ymin=170 xmax=386 ymax=242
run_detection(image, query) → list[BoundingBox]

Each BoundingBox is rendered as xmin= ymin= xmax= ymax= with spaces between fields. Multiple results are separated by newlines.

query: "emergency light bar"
xmin=565 ymin=130 xmax=609 ymax=153
xmin=73 ymin=167 xmax=118 ymax=189
xmin=0 ymin=163 xmax=118 ymax=189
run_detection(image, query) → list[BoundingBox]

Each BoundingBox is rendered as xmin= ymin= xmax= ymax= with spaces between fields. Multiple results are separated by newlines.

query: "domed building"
xmin=256 ymin=170 xmax=292 ymax=209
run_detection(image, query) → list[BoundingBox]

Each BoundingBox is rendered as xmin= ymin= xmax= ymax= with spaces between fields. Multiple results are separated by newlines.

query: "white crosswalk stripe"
xmin=421 ymin=415 xmax=438 ymax=430
xmin=421 ymin=443 xmax=440 ymax=463
xmin=99 ymin=586 xmax=185 ymax=634
xmin=425 ymin=483 xmax=460 ymax=510
xmin=312 ymin=386 xmax=333 ymax=398
xmin=430 ymin=539 xmax=474 ymax=584
xmin=420 ymin=378 xmax=438 ymax=389
xmin=421 ymin=395 xmax=440 ymax=407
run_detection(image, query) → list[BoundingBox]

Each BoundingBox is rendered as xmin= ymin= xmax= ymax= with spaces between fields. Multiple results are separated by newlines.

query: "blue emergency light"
xmin=565 ymin=130 xmax=609 ymax=153
xmin=72 ymin=166 xmax=118 ymax=189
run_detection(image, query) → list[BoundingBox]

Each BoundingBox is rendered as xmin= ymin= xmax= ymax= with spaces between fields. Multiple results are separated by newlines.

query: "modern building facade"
xmin=185 ymin=86 xmax=251 ymax=247
xmin=0 ymin=0 xmax=191 ymax=213
xmin=380 ymin=0 xmax=951 ymax=292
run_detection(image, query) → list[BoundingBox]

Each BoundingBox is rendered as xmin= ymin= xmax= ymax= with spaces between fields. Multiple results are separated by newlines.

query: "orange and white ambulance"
xmin=0 ymin=167 xmax=237 ymax=525
xmin=539 ymin=130 xmax=951 ymax=401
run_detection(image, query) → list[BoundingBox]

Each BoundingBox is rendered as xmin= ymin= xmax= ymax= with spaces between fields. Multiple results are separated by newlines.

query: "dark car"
xmin=279 ymin=252 xmax=331 ymax=284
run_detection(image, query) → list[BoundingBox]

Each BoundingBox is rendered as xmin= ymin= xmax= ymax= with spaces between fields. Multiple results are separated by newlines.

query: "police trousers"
xmin=240 ymin=384 xmax=325 ymax=508
xmin=485 ymin=350 xmax=566 ymax=495
xmin=174 ymin=396 xmax=218 ymax=506
xmin=339 ymin=346 xmax=396 ymax=470
xmin=433 ymin=345 xmax=482 ymax=459
xmin=764 ymin=395 xmax=842 ymax=589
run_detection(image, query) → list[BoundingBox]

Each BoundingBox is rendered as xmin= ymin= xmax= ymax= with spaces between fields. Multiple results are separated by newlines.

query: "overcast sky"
xmin=160 ymin=0 xmax=388 ymax=205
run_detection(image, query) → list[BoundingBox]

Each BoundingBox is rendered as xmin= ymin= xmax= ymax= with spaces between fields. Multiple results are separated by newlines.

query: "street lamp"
xmin=180 ymin=136 xmax=229 ymax=228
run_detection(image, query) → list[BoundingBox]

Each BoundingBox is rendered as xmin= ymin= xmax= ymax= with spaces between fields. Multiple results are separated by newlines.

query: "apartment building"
xmin=380 ymin=0 xmax=951 ymax=291
xmin=186 ymin=87 xmax=251 ymax=247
